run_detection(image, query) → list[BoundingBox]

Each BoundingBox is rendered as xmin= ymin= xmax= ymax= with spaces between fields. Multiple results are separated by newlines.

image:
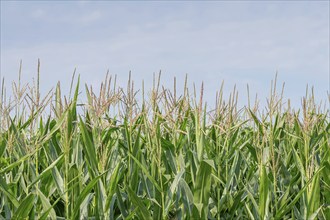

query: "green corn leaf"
xmin=193 ymin=160 xmax=214 ymax=219
xmin=72 ymin=171 xmax=107 ymax=220
xmin=36 ymin=188 xmax=56 ymax=220
xmin=28 ymin=154 xmax=64 ymax=188
xmin=127 ymin=151 xmax=162 ymax=192
xmin=259 ymin=165 xmax=270 ymax=220
xmin=127 ymin=186 xmax=152 ymax=220
xmin=12 ymin=193 xmax=35 ymax=219
xmin=0 ymin=176 xmax=20 ymax=208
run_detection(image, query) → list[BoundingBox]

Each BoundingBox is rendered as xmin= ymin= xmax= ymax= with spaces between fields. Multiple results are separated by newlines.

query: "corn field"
xmin=0 ymin=66 xmax=329 ymax=219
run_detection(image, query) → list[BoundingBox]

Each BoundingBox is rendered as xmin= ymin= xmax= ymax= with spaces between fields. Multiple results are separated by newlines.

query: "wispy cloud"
xmin=31 ymin=8 xmax=45 ymax=19
xmin=79 ymin=11 xmax=102 ymax=24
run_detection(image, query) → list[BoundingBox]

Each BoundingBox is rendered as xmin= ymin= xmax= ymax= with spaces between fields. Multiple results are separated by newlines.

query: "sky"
xmin=1 ymin=1 xmax=329 ymax=109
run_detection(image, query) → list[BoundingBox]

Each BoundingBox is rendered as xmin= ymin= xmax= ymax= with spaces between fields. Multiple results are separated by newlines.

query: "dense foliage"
xmin=0 ymin=71 xmax=329 ymax=219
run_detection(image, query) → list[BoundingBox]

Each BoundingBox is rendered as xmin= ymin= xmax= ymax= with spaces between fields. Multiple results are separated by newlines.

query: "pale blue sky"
xmin=1 ymin=1 xmax=329 ymax=108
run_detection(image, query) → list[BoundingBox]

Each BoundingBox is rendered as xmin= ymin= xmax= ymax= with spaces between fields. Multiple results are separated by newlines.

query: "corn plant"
xmin=0 ymin=66 xmax=329 ymax=220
